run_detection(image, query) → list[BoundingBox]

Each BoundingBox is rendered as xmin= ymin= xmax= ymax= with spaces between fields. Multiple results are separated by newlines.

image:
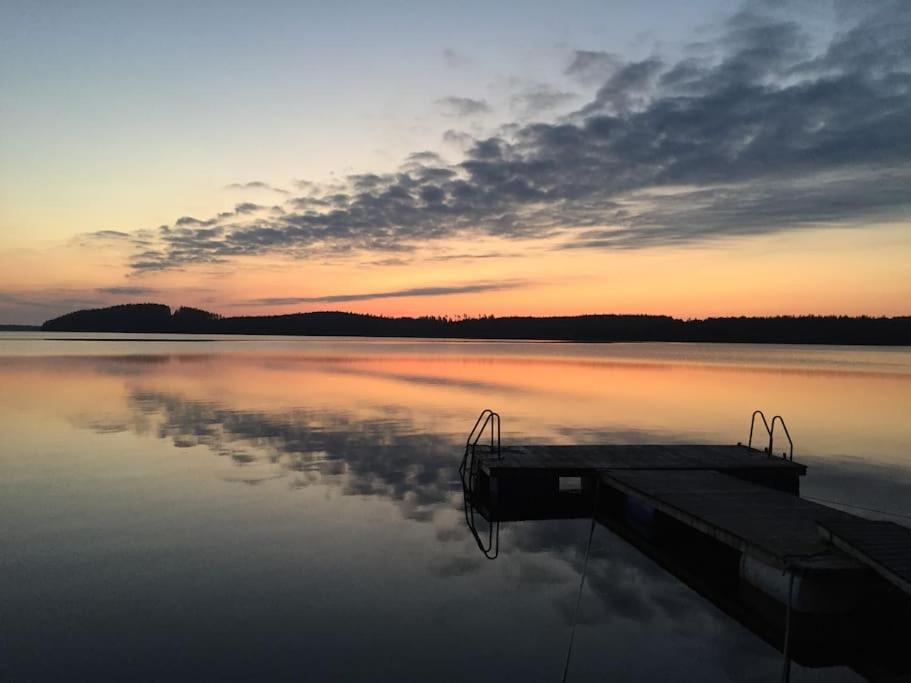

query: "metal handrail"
xmin=461 ymin=409 xmax=489 ymax=477
xmin=465 ymin=409 xmax=500 ymax=459
xmin=459 ymin=409 xmax=501 ymax=482
xmin=470 ymin=410 xmax=500 ymax=455
xmin=769 ymin=415 xmax=794 ymax=461
xmin=465 ymin=409 xmax=494 ymax=450
xmin=748 ymin=410 xmax=772 ymax=454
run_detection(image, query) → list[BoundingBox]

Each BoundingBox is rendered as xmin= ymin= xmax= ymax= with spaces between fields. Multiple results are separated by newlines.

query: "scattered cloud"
xmin=85 ymin=229 xmax=131 ymax=240
xmin=427 ymin=251 xmax=519 ymax=262
xmin=442 ymin=48 xmax=470 ymax=68
xmin=86 ymin=2 xmax=911 ymax=274
xmin=565 ymin=50 xmax=623 ymax=84
xmin=243 ymin=280 xmax=525 ymax=306
xmin=442 ymin=129 xmax=474 ymax=148
xmin=510 ymin=84 xmax=576 ymax=116
xmin=436 ymin=96 xmax=491 ymax=117
xmin=225 ymin=181 xmax=289 ymax=195
xmin=233 ymin=202 xmax=265 ymax=214
xmin=97 ymin=286 xmax=158 ymax=296
xmin=0 ymin=290 xmax=112 ymax=324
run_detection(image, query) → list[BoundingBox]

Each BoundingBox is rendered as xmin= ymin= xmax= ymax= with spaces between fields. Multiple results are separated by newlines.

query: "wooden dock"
xmin=460 ymin=412 xmax=911 ymax=677
xmin=468 ymin=441 xmax=910 ymax=595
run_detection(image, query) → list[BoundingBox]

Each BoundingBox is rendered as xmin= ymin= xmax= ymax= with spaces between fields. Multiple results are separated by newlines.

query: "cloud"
xmin=225 ymin=181 xmax=289 ymax=195
xmin=233 ymin=202 xmax=265 ymax=214
xmin=442 ymin=129 xmax=474 ymax=148
xmin=85 ymin=229 xmax=131 ymax=240
xmin=0 ymin=290 xmax=113 ymax=324
xmin=243 ymin=280 xmax=525 ymax=306
xmin=565 ymin=50 xmax=623 ymax=84
xmin=510 ymin=84 xmax=576 ymax=116
xmin=426 ymin=251 xmax=518 ymax=262
xmin=436 ymin=96 xmax=491 ymax=117
xmin=575 ymin=57 xmax=663 ymax=116
xmin=97 ymin=286 xmax=158 ymax=296
xmin=442 ymin=48 xmax=470 ymax=68
xmin=104 ymin=2 xmax=911 ymax=273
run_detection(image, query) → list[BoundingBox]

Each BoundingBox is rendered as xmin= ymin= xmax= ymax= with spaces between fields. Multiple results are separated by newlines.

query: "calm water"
xmin=2 ymin=333 xmax=910 ymax=681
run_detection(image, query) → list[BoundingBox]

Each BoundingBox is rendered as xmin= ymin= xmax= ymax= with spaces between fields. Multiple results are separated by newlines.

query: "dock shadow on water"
xmin=1 ymin=339 xmax=910 ymax=681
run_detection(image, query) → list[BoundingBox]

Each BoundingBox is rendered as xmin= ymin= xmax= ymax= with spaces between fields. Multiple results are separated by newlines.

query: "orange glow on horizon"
xmin=1 ymin=222 xmax=910 ymax=323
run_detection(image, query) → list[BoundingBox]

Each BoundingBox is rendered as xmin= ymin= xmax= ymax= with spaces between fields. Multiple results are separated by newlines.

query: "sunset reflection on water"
xmin=1 ymin=335 xmax=909 ymax=681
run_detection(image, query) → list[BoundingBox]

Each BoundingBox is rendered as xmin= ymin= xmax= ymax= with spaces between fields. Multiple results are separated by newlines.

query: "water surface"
xmin=2 ymin=333 xmax=910 ymax=681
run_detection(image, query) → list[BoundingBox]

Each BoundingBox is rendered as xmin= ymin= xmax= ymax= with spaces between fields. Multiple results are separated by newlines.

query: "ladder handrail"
xmin=466 ymin=409 xmax=500 ymax=457
xmin=459 ymin=409 xmax=501 ymax=481
xmin=769 ymin=415 xmax=794 ymax=461
xmin=748 ymin=410 xmax=772 ymax=453
xmin=465 ymin=409 xmax=494 ymax=449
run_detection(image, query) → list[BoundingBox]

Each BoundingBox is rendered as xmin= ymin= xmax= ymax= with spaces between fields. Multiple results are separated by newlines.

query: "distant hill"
xmin=39 ymin=303 xmax=911 ymax=345
xmin=39 ymin=303 xmax=226 ymax=333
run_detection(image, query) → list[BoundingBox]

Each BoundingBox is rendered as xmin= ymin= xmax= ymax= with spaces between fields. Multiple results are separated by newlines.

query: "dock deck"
xmin=600 ymin=469 xmax=862 ymax=573
xmin=470 ymin=442 xmax=909 ymax=588
xmin=477 ymin=443 xmax=805 ymax=493
xmin=819 ymin=519 xmax=911 ymax=594
xmin=481 ymin=444 xmax=805 ymax=474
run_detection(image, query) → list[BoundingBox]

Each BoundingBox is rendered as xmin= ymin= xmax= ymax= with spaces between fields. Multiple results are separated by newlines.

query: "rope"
xmin=780 ymin=570 xmax=795 ymax=683
xmin=561 ymin=483 xmax=599 ymax=683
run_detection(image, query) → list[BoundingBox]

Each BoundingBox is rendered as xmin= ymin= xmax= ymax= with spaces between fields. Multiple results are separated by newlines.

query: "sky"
xmin=1 ymin=0 xmax=910 ymax=324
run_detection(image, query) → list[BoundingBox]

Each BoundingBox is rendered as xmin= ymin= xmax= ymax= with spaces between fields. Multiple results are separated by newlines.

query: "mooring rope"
xmin=780 ymin=569 xmax=795 ymax=683
xmin=561 ymin=483 xmax=599 ymax=683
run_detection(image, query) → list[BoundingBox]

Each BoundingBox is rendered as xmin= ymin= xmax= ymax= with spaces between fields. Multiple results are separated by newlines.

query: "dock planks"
xmin=819 ymin=519 xmax=911 ymax=594
xmin=599 ymin=469 xmax=863 ymax=573
xmin=478 ymin=444 xmax=806 ymax=494
xmin=479 ymin=444 xmax=806 ymax=475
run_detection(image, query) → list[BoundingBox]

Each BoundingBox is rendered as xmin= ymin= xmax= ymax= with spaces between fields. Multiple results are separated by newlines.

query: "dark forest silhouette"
xmin=37 ymin=303 xmax=911 ymax=345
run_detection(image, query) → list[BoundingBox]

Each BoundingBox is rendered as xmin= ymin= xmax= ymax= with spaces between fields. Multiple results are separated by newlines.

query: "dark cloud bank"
xmin=96 ymin=2 xmax=911 ymax=273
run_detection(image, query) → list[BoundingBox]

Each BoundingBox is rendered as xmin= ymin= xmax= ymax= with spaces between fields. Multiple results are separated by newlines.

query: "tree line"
xmin=39 ymin=302 xmax=911 ymax=345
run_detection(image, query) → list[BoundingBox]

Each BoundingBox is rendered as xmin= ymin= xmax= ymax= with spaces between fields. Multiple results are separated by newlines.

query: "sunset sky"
xmin=2 ymin=0 xmax=910 ymax=324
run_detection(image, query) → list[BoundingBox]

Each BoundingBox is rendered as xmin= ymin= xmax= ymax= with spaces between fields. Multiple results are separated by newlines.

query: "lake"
xmin=2 ymin=333 xmax=910 ymax=681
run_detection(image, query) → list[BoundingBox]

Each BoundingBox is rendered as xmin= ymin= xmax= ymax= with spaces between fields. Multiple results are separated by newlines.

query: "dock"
xmin=461 ymin=409 xmax=911 ymax=597
xmin=459 ymin=409 xmax=911 ymax=677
